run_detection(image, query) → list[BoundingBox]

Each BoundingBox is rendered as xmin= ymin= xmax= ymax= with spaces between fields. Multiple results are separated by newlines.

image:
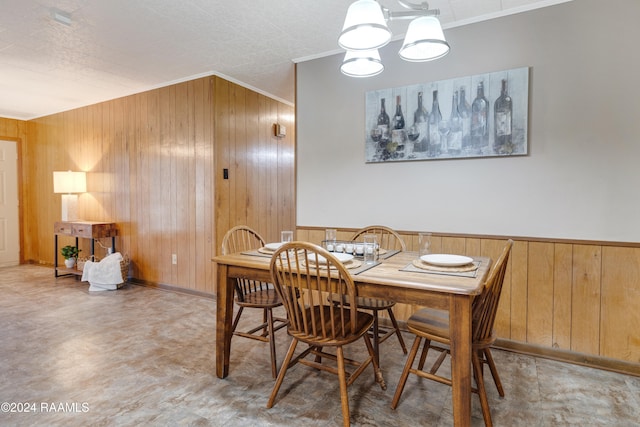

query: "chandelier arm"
xmin=387 ymin=9 xmax=439 ymax=21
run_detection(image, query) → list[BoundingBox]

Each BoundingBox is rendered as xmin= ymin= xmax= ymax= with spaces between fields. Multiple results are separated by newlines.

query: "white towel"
xmin=81 ymin=252 xmax=124 ymax=291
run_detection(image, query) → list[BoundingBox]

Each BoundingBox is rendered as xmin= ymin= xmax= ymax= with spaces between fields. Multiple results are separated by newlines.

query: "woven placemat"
xmin=240 ymin=249 xmax=272 ymax=258
xmin=412 ymin=259 xmax=479 ymax=273
xmin=258 ymin=247 xmax=276 ymax=255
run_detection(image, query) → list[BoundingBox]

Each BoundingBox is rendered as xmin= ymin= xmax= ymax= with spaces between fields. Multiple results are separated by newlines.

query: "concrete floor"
xmin=1 ymin=264 xmax=639 ymax=426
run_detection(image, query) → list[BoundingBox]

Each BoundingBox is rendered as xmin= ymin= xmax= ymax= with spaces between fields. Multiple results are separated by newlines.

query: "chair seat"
xmin=356 ymin=296 xmax=396 ymax=310
xmin=292 ymin=306 xmax=374 ymax=346
xmin=235 ymin=288 xmax=282 ymax=308
xmin=407 ymin=308 xmax=450 ymax=340
xmin=328 ymin=294 xmax=396 ymax=310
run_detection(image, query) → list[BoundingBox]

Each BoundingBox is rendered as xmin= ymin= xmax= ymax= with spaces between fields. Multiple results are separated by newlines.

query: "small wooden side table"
xmin=54 ymin=221 xmax=118 ymax=278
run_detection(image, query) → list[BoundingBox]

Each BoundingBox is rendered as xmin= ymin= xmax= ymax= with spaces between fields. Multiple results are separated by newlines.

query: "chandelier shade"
xmin=340 ymin=49 xmax=384 ymax=77
xmin=338 ymin=0 xmax=391 ymax=51
xmin=399 ymin=16 xmax=450 ymax=62
xmin=338 ymin=1 xmax=450 ymax=77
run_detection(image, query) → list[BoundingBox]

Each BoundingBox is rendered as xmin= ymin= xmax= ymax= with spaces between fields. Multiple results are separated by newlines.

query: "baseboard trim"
xmin=494 ymin=339 xmax=640 ymax=377
xmin=129 ymin=277 xmax=215 ymax=300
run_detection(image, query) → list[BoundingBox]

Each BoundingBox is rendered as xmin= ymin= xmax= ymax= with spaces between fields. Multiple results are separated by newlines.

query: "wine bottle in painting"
xmin=374 ymin=98 xmax=390 ymax=147
xmin=458 ymin=86 xmax=471 ymax=150
xmin=390 ymin=95 xmax=406 ymax=158
xmin=448 ymin=91 xmax=462 ymax=155
xmin=393 ymin=95 xmax=405 ymax=130
xmin=411 ymin=91 xmax=429 ymax=153
xmin=470 ymin=81 xmax=489 ymax=152
xmin=428 ymin=90 xmax=442 ymax=157
xmin=494 ymin=79 xmax=513 ymax=154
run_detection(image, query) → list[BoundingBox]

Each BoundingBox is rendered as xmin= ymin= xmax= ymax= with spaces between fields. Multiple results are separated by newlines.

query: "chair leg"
xmin=371 ymin=310 xmax=380 ymax=367
xmin=363 ymin=332 xmax=386 ymax=390
xmin=336 ymin=346 xmax=351 ymax=427
xmin=261 ymin=308 xmax=269 ymax=337
xmin=391 ymin=336 xmax=422 ymax=409
xmin=267 ymin=308 xmax=278 ymax=379
xmin=386 ymin=307 xmax=407 ymax=354
xmin=231 ymin=306 xmax=244 ymax=334
xmin=267 ymin=338 xmax=298 ymax=408
xmin=417 ymin=338 xmax=431 ymax=371
xmin=472 ymin=350 xmax=493 ymax=427
xmin=483 ymin=348 xmax=504 ymax=397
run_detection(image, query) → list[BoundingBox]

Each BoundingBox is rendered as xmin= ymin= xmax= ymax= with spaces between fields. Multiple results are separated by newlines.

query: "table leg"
xmin=449 ymin=293 xmax=472 ymax=427
xmin=54 ymin=235 xmax=59 ymax=277
xmin=216 ymin=264 xmax=235 ymax=378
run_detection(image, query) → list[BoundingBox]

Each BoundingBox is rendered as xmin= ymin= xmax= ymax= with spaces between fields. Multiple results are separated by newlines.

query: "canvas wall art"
xmin=365 ymin=67 xmax=529 ymax=162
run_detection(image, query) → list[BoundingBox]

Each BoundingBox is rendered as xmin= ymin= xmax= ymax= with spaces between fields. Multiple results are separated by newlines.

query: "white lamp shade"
xmin=53 ymin=171 xmax=87 ymax=194
xmin=338 ymin=0 xmax=391 ymax=51
xmin=340 ymin=49 xmax=384 ymax=77
xmin=399 ymin=16 xmax=450 ymax=62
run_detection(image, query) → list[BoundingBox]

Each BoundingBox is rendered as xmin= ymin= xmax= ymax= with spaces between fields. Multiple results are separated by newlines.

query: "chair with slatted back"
xmin=267 ymin=241 xmax=386 ymax=427
xmin=348 ymin=225 xmax=408 ymax=366
xmin=221 ymin=225 xmax=288 ymax=378
xmin=391 ymin=239 xmax=514 ymax=427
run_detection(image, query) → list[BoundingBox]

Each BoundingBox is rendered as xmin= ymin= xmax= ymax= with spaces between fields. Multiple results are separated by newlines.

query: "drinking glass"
xmin=363 ymin=234 xmax=377 ymax=264
xmin=325 ymin=228 xmax=337 ymax=251
xmin=281 ymin=230 xmax=293 ymax=243
xmin=418 ymin=232 xmax=432 ymax=258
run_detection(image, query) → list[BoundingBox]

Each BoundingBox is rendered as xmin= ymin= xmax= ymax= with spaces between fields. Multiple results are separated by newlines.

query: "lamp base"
xmin=61 ymin=194 xmax=79 ymax=221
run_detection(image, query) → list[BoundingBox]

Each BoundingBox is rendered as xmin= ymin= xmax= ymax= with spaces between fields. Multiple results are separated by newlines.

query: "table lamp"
xmin=53 ymin=170 xmax=86 ymax=221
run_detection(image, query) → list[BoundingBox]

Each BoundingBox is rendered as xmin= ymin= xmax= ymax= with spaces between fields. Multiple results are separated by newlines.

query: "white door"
xmin=0 ymin=140 xmax=19 ymax=267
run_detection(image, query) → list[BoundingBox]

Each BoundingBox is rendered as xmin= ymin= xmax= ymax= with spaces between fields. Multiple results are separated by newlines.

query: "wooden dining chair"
xmin=221 ymin=225 xmax=288 ymax=379
xmin=267 ymin=241 xmax=386 ymax=427
xmin=349 ymin=225 xmax=408 ymax=366
xmin=391 ymin=239 xmax=514 ymax=427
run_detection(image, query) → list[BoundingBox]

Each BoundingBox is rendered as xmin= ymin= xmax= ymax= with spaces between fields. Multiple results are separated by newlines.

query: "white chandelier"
xmin=339 ymin=0 xmax=450 ymax=77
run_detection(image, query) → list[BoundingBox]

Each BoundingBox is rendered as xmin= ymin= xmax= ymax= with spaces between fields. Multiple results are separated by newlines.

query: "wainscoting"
xmin=296 ymin=226 xmax=640 ymax=374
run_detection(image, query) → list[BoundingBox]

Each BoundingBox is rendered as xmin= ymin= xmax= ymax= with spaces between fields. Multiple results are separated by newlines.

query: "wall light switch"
xmin=274 ymin=123 xmax=286 ymax=138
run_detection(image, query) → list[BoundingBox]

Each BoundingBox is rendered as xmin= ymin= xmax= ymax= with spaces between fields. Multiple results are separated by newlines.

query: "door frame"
xmin=0 ymin=137 xmax=23 ymax=265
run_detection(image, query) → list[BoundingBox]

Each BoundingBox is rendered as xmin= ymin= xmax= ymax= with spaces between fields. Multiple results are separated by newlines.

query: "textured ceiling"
xmin=0 ymin=0 xmax=570 ymax=120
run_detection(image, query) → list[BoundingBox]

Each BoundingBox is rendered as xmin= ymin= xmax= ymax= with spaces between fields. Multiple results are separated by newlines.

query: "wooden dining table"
xmin=212 ymin=249 xmax=492 ymax=427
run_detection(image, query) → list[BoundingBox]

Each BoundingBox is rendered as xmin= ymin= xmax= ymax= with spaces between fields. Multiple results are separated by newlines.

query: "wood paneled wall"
xmin=19 ymin=75 xmax=294 ymax=293
xmin=214 ymin=78 xmax=295 ymax=251
xmin=296 ymin=227 xmax=640 ymax=367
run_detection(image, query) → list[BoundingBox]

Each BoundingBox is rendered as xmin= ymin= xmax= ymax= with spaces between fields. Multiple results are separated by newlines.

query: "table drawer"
xmin=71 ymin=224 xmax=93 ymax=238
xmin=54 ymin=222 xmax=73 ymax=235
